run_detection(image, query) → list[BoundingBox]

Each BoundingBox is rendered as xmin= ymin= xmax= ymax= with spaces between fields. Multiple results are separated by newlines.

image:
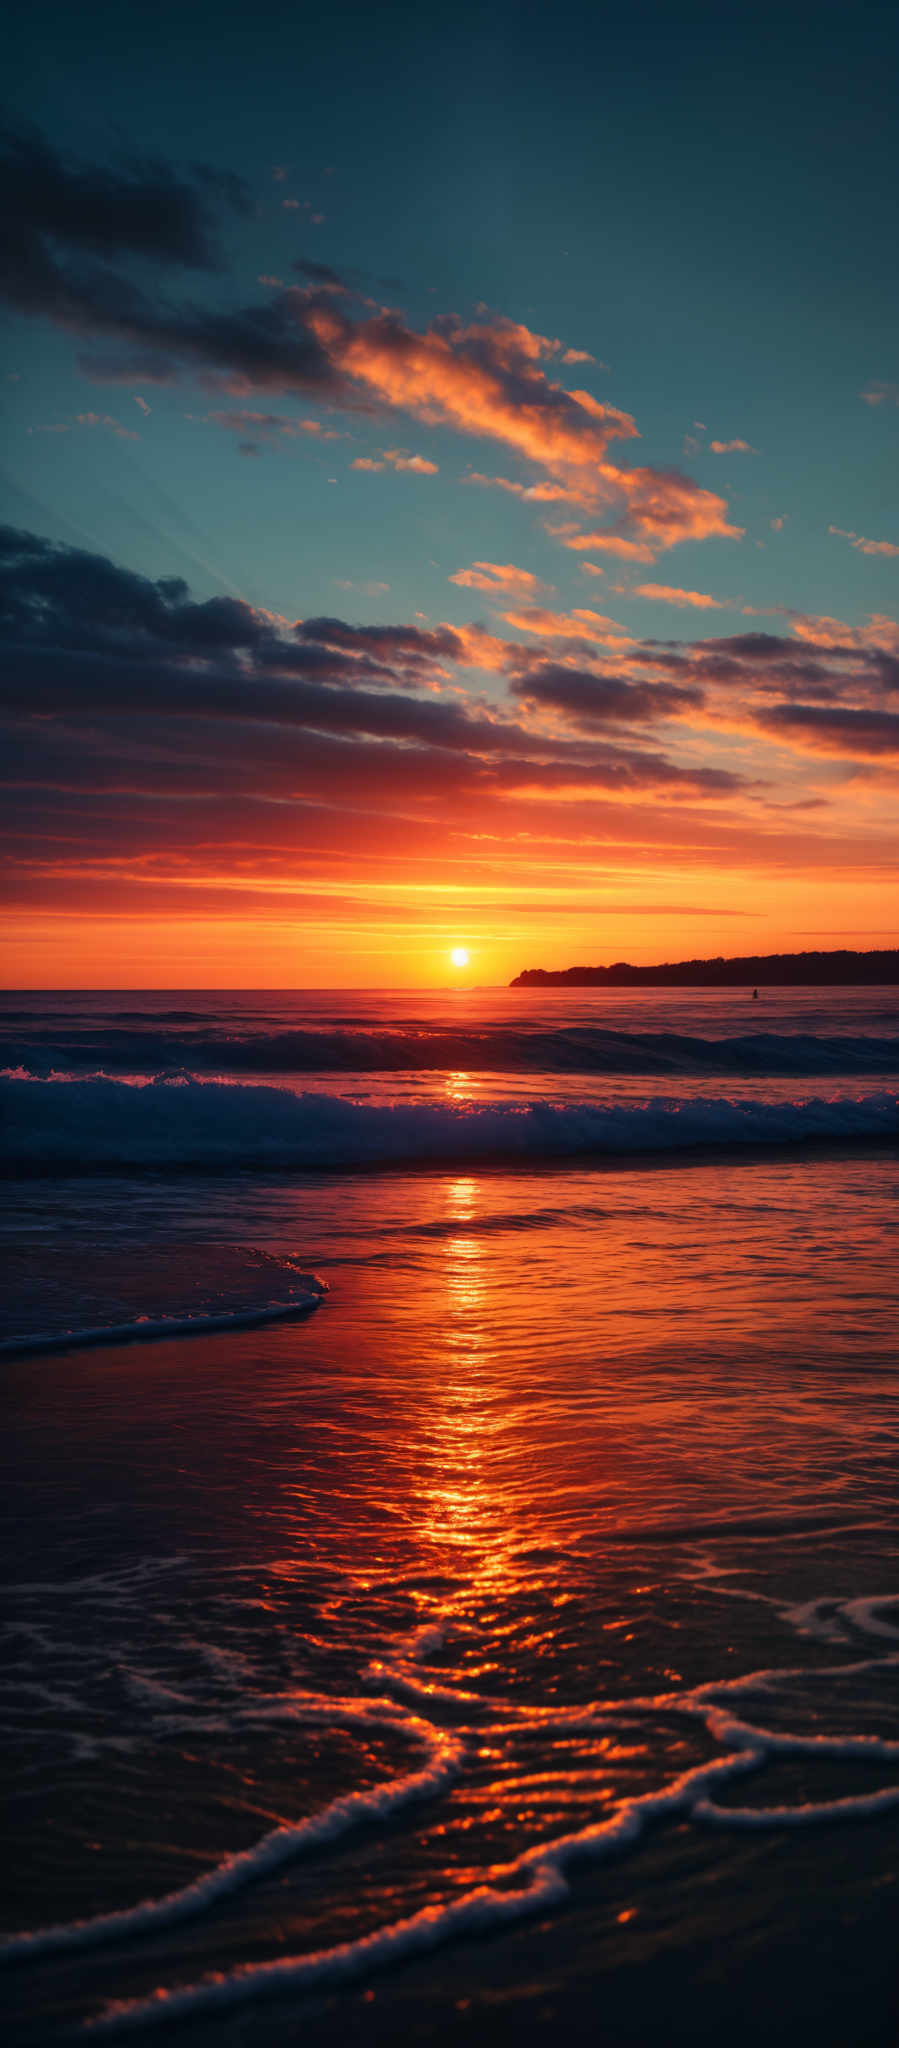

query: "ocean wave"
xmin=2 ymin=1074 xmax=897 ymax=1172
xmin=3 ymin=1024 xmax=899 ymax=1077
xmin=11 ymin=1623 xmax=899 ymax=2032
xmin=0 ymin=1285 xmax=325 ymax=1361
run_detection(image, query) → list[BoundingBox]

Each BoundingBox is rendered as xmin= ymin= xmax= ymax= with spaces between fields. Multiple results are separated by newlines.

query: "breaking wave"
xmin=3 ymin=1023 xmax=899 ymax=1078
xmin=2 ymin=1073 xmax=897 ymax=1172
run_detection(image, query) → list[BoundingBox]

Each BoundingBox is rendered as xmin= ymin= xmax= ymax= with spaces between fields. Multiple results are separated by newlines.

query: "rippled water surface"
xmin=2 ymin=990 xmax=899 ymax=2043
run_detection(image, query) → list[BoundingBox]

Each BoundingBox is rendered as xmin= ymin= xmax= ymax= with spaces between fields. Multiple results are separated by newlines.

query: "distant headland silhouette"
xmin=511 ymin=948 xmax=899 ymax=988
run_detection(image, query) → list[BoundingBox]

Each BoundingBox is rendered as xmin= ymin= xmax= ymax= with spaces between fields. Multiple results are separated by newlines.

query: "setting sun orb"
xmin=450 ymin=947 xmax=470 ymax=969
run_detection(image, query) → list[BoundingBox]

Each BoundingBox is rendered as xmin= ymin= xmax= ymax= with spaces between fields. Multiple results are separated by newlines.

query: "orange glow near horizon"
xmin=2 ymin=862 xmax=898 ymax=988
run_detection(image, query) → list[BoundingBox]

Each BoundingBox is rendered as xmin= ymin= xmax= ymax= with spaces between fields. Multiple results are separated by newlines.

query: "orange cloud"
xmin=564 ymin=536 xmax=657 ymax=562
xmin=442 ymin=621 xmax=526 ymax=672
xmin=500 ymin=606 xmax=629 ymax=643
xmin=382 ymin=449 xmax=439 ymax=474
xmin=303 ymin=302 xmax=637 ymax=500
xmin=552 ymin=465 xmax=742 ymax=561
xmin=464 ymin=472 xmax=584 ymax=504
xmin=829 ymin=525 xmax=899 ymax=559
xmin=449 ymin=561 xmax=550 ymax=597
xmin=610 ymin=464 xmax=743 ymax=549
xmin=351 ymin=456 xmax=385 ymax=471
xmin=791 ymin=611 xmax=899 ymax=654
xmin=709 ymin=439 xmax=757 ymax=454
xmin=634 ymin=584 xmax=727 ymax=609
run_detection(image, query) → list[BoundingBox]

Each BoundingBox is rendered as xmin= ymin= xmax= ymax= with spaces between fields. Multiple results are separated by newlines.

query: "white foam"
xmin=0 ymin=1285 xmax=325 ymax=1360
xmin=779 ymin=1597 xmax=853 ymax=1645
xmin=3 ymin=1072 xmax=897 ymax=1171
xmin=695 ymin=1783 xmax=899 ymax=1826
xmin=840 ymin=1596 xmax=899 ymax=1641
xmin=8 ymin=1594 xmax=899 ymax=2027
xmin=84 ymin=1742 xmax=766 ymax=2033
xmin=0 ymin=1699 xmax=462 ymax=1966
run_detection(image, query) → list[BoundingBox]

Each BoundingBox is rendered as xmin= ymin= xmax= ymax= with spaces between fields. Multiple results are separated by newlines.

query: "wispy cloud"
xmin=302 ymin=303 xmax=638 ymax=500
xmin=2 ymin=124 xmax=744 ymax=561
xmin=633 ymin=584 xmax=727 ymax=609
xmin=499 ymin=607 xmax=629 ymax=644
xmin=449 ymin=562 xmax=551 ymax=597
xmin=29 ymin=411 xmax=140 ymax=440
xmin=464 ymin=472 xmax=584 ymax=504
xmin=382 ymin=449 xmax=438 ymax=474
xmin=550 ymin=466 xmax=742 ymax=559
xmin=5 ymin=524 xmax=898 ymax=942
xmin=829 ymin=525 xmax=899 ymax=559
xmin=208 ymin=409 xmax=339 ymax=443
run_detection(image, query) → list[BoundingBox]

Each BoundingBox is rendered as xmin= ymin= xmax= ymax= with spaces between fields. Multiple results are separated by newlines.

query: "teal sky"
xmin=1 ymin=0 xmax=897 ymax=983
xmin=4 ymin=0 xmax=897 ymax=626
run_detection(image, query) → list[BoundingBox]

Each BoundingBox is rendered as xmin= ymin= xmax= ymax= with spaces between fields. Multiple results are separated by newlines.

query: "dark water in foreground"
xmin=2 ymin=989 xmax=898 ymax=2041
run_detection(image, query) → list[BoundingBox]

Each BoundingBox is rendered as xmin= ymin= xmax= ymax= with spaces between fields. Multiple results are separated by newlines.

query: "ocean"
xmin=2 ymin=985 xmax=899 ymax=2044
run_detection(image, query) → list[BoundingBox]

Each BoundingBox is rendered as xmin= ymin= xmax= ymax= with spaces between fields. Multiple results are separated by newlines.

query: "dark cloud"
xmin=0 ymin=125 xmax=250 ymax=314
xmin=0 ymin=129 xmax=638 ymax=457
xmin=2 ymin=695 xmax=741 ymax=816
xmin=695 ymin=633 xmax=803 ymax=662
xmin=0 ymin=644 xmax=513 ymax=750
xmin=295 ymin=617 xmax=463 ymax=666
xmin=292 ymin=258 xmax=348 ymax=289
xmin=4 ymin=636 xmax=719 ymax=772
xmin=0 ymin=127 xmax=734 ymax=574
xmin=871 ymin=651 xmax=899 ymax=695
xmin=76 ymin=349 xmax=181 ymax=385
xmin=756 ymin=703 xmax=899 ymax=757
xmin=639 ymin=631 xmax=895 ymax=705
xmin=0 ymin=526 xmax=265 ymax=651
xmin=0 ymin=528 xmax=746 ymax=844
xmin=509 ymin=663 xmax=703 ymax=727
xmin=73 ymin=276 xmax=337 ymax=395
xmin=0 ymin=127 xmax=340 ymax=390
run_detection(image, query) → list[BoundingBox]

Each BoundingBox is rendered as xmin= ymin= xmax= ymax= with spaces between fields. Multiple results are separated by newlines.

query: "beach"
xmin=3 ymin=987 xmax=899 ymax=2041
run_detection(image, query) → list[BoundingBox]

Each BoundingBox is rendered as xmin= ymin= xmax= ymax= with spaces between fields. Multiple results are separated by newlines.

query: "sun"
xmin=450 ymin=946 xmax=470 ymax=969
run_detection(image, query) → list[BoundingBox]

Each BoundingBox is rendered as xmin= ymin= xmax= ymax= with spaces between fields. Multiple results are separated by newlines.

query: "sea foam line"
xmin=0 ymin=1698 xmax=463 ymax=1966
xmin=86 ymin=1678 xmax=899 ymax=2037
xmin=7 ymin=1619 xmax=899 ymax=2025
xmin=84 ymin=1746 xmax=764 ymax=2033
xmin=0 ymin=1284 xmax=326 ymax=1361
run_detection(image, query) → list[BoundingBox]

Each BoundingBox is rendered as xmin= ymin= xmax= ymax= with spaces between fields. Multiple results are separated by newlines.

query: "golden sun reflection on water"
xmin=411 ymin=1175 xmax=528 ymax=1594
xmin=443 ymin=1070 xmax=482 ymax=1103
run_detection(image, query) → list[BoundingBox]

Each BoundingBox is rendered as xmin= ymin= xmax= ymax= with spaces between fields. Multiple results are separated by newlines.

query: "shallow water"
xmin=2 ymin=990 xmax=899 ymax=2041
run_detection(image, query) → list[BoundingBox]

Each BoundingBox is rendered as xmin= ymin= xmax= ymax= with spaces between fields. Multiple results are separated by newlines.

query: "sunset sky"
xmin=2 ymin=0 xmax=897 ymax=986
